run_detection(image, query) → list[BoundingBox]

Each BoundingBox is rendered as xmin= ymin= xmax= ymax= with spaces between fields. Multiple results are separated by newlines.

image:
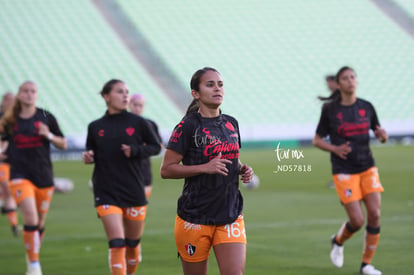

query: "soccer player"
xmin=1 ymin=81 xmax=67 ymax=275
xmin=128 ymin=93 xmax=163 ymax=199
xmin=0 ymin=92 xmax=19 ymax=236
xmin=161 ymin=67 xmax=253 ymax=275
xmin=128 ymin=93 xmax=163 ymax=263
xmin=83 ymin=79 xmax=161 ymax=275
xmin=313 ymin=66 xmax=387 ymax=275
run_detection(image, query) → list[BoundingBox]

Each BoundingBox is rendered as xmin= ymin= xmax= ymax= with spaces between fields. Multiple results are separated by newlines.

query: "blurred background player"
xmin=83 ymin=79 xmax=161 ymax=275
xmin=0 ymin=91 xmax=19 ymax=236
xmin=128 ymin=93 xmax=163 ymax=262
xmin=313 ymin=66 xmax=387 ymax=275
xmin=1 ymin=81 xmax=67 ymax=275
xmin=161 ymin=67 xmax=253 ymax=275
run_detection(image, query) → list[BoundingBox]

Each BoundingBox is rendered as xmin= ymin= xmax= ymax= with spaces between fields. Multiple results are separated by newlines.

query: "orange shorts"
xmin=8 ymin=179 xmax=54 ymax=213
xmin=0 ymin=163 xmax=10 ymax=182
xmin=175 ymin=214 xmax=247 ymax=262
xmin=333 ymin=167 xmax=384 ymax=204
xmin=96 ymin=205 xmax=147 ymax=221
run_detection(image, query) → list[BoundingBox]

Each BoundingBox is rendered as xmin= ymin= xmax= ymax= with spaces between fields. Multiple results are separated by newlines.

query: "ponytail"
xmin=185 ymin=99 xmax=199 ymax=116
xmin=318 ymin=89 xmax=341 ymax=102
xmin=0 ymin=98 xmax=21 ymax=135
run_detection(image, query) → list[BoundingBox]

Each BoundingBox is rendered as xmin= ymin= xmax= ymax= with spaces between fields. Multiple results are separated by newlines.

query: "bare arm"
xmin=312 ymin=134 xmax=352 ymax=160
xmin=160 ymin=149 xmax=232 ymax=179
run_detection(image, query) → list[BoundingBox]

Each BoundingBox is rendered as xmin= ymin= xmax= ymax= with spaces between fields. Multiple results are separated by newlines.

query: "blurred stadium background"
xmin=1 ymin=1 xmax=414 ymax=274
xmin=1 ymin=0 xmax=413 ymax=151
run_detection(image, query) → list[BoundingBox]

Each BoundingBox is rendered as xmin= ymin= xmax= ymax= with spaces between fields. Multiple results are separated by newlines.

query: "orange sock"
xmin=126 ymin=244 xmax=140 ymax=274
xmin=109 ymin=247 xmax=126 ymax=275
xmin=362 ymin=226 xmax=380 ymax=264
xmin=23 ymin=225 xmax=40 ymax=262
xmin=336 ymin=222 xmax=357 ymax=245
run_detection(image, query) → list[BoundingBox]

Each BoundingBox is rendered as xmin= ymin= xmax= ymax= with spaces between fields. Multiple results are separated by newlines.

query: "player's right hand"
xmin=82 ymin=150 xmax=95 ymax=164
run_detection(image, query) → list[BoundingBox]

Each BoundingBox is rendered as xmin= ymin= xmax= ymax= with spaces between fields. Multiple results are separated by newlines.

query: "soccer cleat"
xmin=26 ymin=263 xmax=43 ymax=275
xmin=330 ymin=235 xmax=344 ymax=268
xmin=360 ymin=264 xmax=382 ymax=275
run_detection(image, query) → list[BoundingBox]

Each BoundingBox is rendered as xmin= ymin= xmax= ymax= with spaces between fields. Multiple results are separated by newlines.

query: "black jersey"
xmin=316 ymin=98 xmax=380 ymax=174
xmin=86 ymin=111 xmax=161 ymax=208
xmin=7 ymin=108 xmax=64 ymax=188
xmin=140 ymin=119 xmax=162 ymax=187
xmin=167 ymin=112 xmax=243 ymax=225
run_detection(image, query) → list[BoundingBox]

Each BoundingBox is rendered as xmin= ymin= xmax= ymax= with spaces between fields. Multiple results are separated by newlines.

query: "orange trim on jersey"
xmin=0 ymin=163 xmax=10 ymax=182
xmin=333 ymin=167 xmax=384 ymax=204
xmin=8 ymin=179 xmax=54 ymax=213
xmin=96 ymin=205 xmax=147 ymax=221
xmin=175 ymin=214 xmax=246 ymax=262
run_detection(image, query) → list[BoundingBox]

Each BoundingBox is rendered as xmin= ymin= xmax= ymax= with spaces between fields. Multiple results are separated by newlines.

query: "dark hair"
xmin=325 ymin=75 xmax=335 ymax=82
xmin=100 ymin=79 xmax=123 ymax=97
xmin=335 ymin=66 xmax=355 ymax=83
xmin=186 ymin=67 xmax=220 ymax=115
xmin=318 ymin=66 xmax=355 ymax=102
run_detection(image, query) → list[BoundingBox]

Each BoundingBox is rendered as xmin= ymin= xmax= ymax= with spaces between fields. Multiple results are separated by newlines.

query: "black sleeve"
xmin=46 ymin=112 xmax=65 ymax=137
xmin=85 ymin=123 xmax=96 ymax=152
xmin=315 ymin=104 xmax=330 ymax=138
xmin=167 ymin=118 xmax=193 ymax=156
xmin=369 ymin=102 xmax=380 ymax=131
xmin=130 ymin=118 xmax=161 ymax=159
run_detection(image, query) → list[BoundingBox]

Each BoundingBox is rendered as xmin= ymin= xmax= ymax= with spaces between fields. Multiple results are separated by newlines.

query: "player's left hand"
xmin=37 ymin=122 xmax=50 ymax=138
xmin=121 ymin=144 xmax=131 ymax=158
xmin=374 ymin=126 xmax=388 ymax=143
xmin=239 ymin=164 xmax=254 ymax=183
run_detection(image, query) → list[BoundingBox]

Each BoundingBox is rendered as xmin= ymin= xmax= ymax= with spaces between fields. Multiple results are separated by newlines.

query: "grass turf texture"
xmin=0 ymin=144 xmax=413 ymax=274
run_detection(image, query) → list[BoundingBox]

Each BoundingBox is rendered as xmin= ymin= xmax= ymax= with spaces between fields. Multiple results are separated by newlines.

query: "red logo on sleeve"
xmin=126 ymin=127 xmax=135 ymax=136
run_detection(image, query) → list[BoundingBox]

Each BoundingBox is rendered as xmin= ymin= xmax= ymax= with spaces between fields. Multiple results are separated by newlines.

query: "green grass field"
xmin=0 ymin=144 xmax=413 ymax=275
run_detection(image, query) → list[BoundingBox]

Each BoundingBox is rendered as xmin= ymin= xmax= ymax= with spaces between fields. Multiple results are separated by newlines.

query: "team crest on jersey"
xmin=98 ymin=129 xmax=104 ymax=137
xmin=126 ymin=127 xmax=135 ymax=136
xmin=337 ymin=112 xmax=343 ymax=121
xmin=225 ymin=121 xmax=235 ymax=131
xmin=358 ymin=109 xmax=366 ymax=117
xmin=185 ymin=243 xmax=196 ymax=256
xmin=34 ymin=121 xmax=41 ymax=133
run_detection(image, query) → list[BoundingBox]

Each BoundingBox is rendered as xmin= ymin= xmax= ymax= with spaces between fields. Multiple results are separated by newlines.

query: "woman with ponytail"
xmin=313 ymin=67 xmax=387 ymax=275
xmin=161 ymin=67 xmax=253 ymax=275
xmin=1 ymin=81 xmax=67 ymax=275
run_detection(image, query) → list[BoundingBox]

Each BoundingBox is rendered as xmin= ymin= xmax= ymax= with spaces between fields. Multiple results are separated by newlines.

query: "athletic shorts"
xmin=0 ymin=163 xmax=10 ymax=182
xmin=175 ymin=214 xmax=247 ymax=262
xmin=96 ymin=205 xmax=147 ymax=221
xmin=8 ymin=179 xmax=54 ymax=213
xmin=333 ymin=167 xmax=384 ymax=204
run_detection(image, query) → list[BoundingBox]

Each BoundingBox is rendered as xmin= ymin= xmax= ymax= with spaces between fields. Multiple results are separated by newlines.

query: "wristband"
xmin=48 ymin=132 xmax=54 ymax=141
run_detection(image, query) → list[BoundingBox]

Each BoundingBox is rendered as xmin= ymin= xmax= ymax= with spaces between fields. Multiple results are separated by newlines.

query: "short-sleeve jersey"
xmin=7 ymin=108 xmax=64 ymax=188
xmin=167 ymin=112 xmax=243 ymax=225
xmin=86 ymin=111 xmax=161 ymax=208
xmin=316 ymin=98 xmax=380 ymax=174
